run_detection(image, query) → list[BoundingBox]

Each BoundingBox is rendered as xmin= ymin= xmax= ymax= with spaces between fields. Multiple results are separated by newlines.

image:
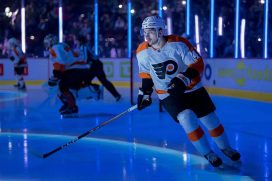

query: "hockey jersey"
xmin=9 ymin=46 xmax=27 ymax=68
xmin=49 ymin=43 xmax=89 ymax=73
xmin=136 ymin=35 xmax=204 ymax=100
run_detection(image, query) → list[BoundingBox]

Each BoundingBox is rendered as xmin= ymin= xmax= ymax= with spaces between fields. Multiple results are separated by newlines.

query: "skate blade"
xmin=60 ymin=113 xmax=79 ymax=118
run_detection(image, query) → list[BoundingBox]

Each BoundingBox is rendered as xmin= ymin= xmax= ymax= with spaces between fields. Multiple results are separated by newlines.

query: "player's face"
xmin=143 ymin=28 xmax=159 ymax=45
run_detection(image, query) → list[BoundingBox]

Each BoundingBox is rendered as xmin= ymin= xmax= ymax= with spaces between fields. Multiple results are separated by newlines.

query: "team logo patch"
xmin=152 ymin=60 xmax=178 ymax=79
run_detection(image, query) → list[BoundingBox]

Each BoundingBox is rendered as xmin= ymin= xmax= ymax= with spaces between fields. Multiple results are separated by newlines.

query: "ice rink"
xmin=0 ymin=86 xmax=271 ymax=181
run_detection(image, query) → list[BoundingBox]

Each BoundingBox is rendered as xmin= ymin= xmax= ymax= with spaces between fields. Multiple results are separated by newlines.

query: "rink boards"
xmin=0 ymin=58 xmax=272 ymax=102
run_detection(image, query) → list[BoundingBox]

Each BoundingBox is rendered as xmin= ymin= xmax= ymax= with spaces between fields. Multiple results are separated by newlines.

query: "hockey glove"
xmin=48 ymin=76 xmax=59 ymax=87
xmin=168 ymin=73 xmax=190 ymax=97
xmin=137 ymin=88 xmax=152 ymax=110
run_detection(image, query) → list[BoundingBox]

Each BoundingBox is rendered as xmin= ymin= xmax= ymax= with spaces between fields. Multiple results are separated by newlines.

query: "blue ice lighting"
xmin=186 ymin=0 xmax=190 ymax=35
xmin=21 ymin=0 xmax=26 ymax=53
xmin=158 ymin=0 xmax=163 ymax=17
xmin=58 ymin=0 xmax=63 ymax=43
xmin=94 ymin=0 xmax=99 ymax=56
xmin=127 ymin=1 xmax=132 ymax=58
xmin=264 ymin=0 xmax=269 ymax=59
xmin=210 ymin=0 xmax=214 ymax=58
xmin=234 ymin=0 xmax=240 ymax=58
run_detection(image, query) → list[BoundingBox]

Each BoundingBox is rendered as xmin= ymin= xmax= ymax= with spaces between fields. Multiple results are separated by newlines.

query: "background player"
xmin=7 ymin=37 xmax=27 ymax=91
xmin=77 ymin=35 xmax=121 ymax=102
xmin=44 ymin=34 xmax=100 ymax=116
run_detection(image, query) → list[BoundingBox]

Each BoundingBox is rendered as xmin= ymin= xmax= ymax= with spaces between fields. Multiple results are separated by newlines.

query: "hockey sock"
xmin=177 ymin=110 xmax=211 ymax=155
xmin=199 ymin=112 xmax=230 ymax=149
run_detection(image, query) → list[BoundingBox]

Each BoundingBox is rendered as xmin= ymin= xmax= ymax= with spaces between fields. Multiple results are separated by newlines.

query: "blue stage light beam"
xmin=210 ymin=0 xmax=214 ymax=58
xmin=234 ymin=0 xmax=240 ymax=58
xmin=94 ymin=0 xmax=98 ymax=56
xmin=264 ymin=0 xmax=269 ymax=59
xmin=21 ymin=0 xmax=26 ymax=53
xmin=158 ymin=0 xmax=163 ymax=17
xmin=186 ymin=0 xmax=190 ymax=35
xmin=127 ymin=0 xmax=132 ymax=58
xmin=58 ymin=0 xmax=63 ymax=43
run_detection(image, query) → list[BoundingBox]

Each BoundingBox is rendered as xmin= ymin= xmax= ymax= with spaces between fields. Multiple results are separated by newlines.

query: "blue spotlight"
xmin=21 ymin=0 xmax=26 ymax=53
xmin=94 ymin=0 xmax=98 ymax=56
xmin=158 ymin=0 xmax=163 ymax=17
xmin=127 ymin=0 xmax=132 ymax=58
xmin=264 ymin=0 xmax=269 ymax=59
xmin=186 ymin=0 xmax=190 ymax=35
xmin=210 ymin=0 xmax=214 ymax=58
xmin=234 ymin=0 xmax=240 ymax=58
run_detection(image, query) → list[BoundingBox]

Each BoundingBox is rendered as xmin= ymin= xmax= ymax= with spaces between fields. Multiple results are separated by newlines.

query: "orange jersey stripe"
xmin=136 ymin=41 xmax=149 ymax=54
xmin=13 ymin=47 xmax=19 ymax=56
xmin=187 ymin=126 xmax=204 ymax=142
xmin=167 ymin=35 xmax=204 ymax=74
xmin=139 ymin=72 xmax=151 ymax=79
xmin=13 ymin=47 xmax=26 ymax=63
xmin=209 ymin=124 xmax=224 ymax=137
xmin=73 ymin=51 xmax=80 ymax=57
xmin=188 ymin=58 xmax=204 ymax=75
xmin=49 ymin=49 xmax=57 ymax=58
xmin=155 ymin=89 xmax=168 ymax=94
xmin=53 ymin=63 xmax=65 ymax=72
xmin=70 ymin=61 xmax=87 ymax=66
xmin=167 ymin=35 xmax=194 ymax=51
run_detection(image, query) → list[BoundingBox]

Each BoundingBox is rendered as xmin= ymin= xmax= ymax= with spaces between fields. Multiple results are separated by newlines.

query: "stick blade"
xmin=30 ymin=149 xmax=46 ymax=159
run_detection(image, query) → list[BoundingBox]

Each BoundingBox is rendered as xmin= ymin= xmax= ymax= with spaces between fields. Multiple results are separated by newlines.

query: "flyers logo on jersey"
xmin=152 ymin=60 xmax=178 ymax=79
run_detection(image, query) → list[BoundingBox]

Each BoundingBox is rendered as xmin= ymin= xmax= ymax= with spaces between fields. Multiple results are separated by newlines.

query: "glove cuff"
xmin=176 ymin=73 xmax=191 ymax=87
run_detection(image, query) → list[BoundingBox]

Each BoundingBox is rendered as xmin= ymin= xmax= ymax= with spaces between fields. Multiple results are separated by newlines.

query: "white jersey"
xmin=49 ymin=43 xmax=89 ymax=73
xmin=9 ymin=46 xmax=27 ymax=67
xmin=136 ymin=35 xmax=204 ymax=100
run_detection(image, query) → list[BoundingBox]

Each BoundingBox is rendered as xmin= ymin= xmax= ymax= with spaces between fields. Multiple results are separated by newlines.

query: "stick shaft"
xmin=42 ymin=105 xmax=137 ymax=158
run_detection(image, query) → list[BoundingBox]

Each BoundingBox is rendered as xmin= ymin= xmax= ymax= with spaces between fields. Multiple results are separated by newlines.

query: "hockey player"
xmin=136 ymin=16 xmax=240 ymax=167
xmin=43 ymin=34 xmax=101 ymax=116
xmin=7 ymin=37 xmax=27 ymax=90
xmin=77 ymin=35 xmax=121 ymax=102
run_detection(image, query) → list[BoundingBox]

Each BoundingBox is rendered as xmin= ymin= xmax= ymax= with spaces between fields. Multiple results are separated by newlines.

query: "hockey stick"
xmin=37 ymin=105 xmax=137 ymax=158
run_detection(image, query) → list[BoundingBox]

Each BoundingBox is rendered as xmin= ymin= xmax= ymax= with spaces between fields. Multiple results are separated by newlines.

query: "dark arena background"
xmin=0 ymin=0 xmax=271 ymax=180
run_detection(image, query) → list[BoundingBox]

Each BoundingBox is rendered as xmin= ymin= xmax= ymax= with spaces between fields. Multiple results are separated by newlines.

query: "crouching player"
xmin=43 ymin=34 xmax=102 ymax=116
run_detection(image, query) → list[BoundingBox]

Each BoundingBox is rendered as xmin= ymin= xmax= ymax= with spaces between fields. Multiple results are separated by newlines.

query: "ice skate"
xmin=18 ymin=83 xmax=26 ymax=91
xmin=97 ymin=85 xmax=104 ymax=100
xmin=60 ymin=106 xmax=78 ymax=118
xmin=221 ymin=147 xmax=241 ymax=161
xmin=204 ymin=151 xmax=223 ymax=167
xmin=59 ymin=104 xmax=68 ymax=113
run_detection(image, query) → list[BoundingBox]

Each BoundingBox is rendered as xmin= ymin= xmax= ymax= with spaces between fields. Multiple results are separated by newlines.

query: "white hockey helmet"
xmin=44 ymin=34 xmax=58 ymax=49
xmin=141 ymin=15 xmax=166 ymax=35
xmin=8 ymin=37 xmax=18 ymax=47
